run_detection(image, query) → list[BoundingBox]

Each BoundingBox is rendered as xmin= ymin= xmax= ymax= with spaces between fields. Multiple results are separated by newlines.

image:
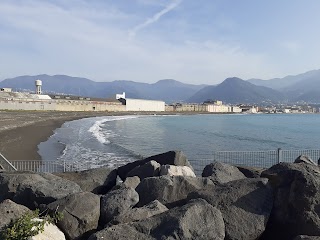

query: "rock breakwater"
xmin=0 ymin=151 xmax=319 ymax=240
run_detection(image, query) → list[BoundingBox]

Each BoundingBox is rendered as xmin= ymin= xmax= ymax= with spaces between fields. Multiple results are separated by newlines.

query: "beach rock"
xmin=109 ymin=200 xmax=168 ymax=226
xmin=235 ymin=165 xmax=264 ymax=178
xmin=294 ymin=155 xmax=317 ymax=166
xmin=188 ymin=178 xmax=273 ymax=240
xmin=159 ymin=165 xmax=196 ymax=177
xmin=53 ymin=167 xmax=117 ymax=194
xmin=0 ymin=171 xmax=82 ymax=209
xmin=100 ymin=186 xmax=139 ymax=225
xmin=261 ymin=162 xmax=320 ymax=239
xmin=89 ymin=199 xmax=225 ymax=240
xmin=126 ymin=160 xmax=160 ymax=180
xmin=29 ymin=219 xmax=66 ymax=240
xmin=123 ymin=176 xmax=140 ymax=189
xmin=0 ymin=199 xmax=31 ymax=230
xmin=294 ymin=236 xmax=320 ymax=240
xmin=202 ymin=161 xmax=246 ymax=183
xmin=117 ymin=150 xmax=192 ymax=180
xmin=47 ymin=192 xmax=100 ymax=240
xmin=136 ymin=175 xmax=214 ymax=208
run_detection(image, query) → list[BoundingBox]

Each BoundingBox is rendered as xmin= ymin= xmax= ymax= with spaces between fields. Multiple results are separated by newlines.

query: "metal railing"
xmin=1 ymin=149 xmax=319 ymax=175
xmin=5 ymin=160 xmax=95 ymax=173
xmin=0 ymin=152 xmax=17 ymax=171
xmin=191 ymin=148 xmax=320 ymax=176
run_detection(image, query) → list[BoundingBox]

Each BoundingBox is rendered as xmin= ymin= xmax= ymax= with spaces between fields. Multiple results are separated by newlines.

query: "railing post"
xmin=63 ymin=159 xmax=66 ymax=172
xmin=277 ymin=148 xmax=282 ymax=164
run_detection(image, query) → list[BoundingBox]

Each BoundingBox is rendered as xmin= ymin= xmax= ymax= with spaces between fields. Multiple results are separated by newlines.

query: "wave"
xmin=88 ymin=116 xmax=139 ymax=144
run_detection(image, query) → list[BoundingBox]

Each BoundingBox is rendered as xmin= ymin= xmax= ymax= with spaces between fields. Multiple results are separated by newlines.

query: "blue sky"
xmin=1 ymin=0 xmax=320 ymax=84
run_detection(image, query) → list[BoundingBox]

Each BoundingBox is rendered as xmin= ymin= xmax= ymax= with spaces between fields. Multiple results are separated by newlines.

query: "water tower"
xmin=35 ymin=80 xmax=42 ymax=94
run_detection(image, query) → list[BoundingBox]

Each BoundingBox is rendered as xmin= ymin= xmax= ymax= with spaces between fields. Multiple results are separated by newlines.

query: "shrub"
xmin=0 ymin=209 xmax=63 ymax=240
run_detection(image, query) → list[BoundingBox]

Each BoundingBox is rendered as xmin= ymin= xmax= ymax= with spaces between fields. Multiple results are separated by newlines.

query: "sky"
xmin=1 ymin=0 xmax=320 ymax=84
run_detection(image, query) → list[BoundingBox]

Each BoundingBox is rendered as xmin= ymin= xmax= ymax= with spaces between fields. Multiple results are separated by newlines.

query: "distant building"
xmin=116 ymin=92 xmax=165 ymax=112
xmin=0 ymin=88 xmax=12 ymax=93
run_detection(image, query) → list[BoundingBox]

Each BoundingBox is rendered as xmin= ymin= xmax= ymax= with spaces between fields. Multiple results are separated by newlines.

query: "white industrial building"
xmin=116 ymin=92 xmax=165 ymax=112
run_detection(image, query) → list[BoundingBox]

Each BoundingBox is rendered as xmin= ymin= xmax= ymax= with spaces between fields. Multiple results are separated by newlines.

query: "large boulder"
xmin=47 ymin=192 xmax=100 ymax=240
xmin=136 ymin=176 xmax=214 ymax=208
xmin=123 ymin=176 xmax=140 ymax=189
xmin=0 ymin=172 xmax=82 ymax=209
xmin=109 ymin=200 xmax=168 ymax=226
xmin=126 ymin=160 xmax=160 ymax=180
xmin=261 ymin=163 xmax=320 ymax=240
xmin=100 ymin=186 xmax=139 ymax=225
xmin=294 ymin=236 xmax=320 ymax=240
xmin=53 ymin=167 xmax=117 ymax=194
xmin=117 ymin=150 xmax=192 ymax=180
xmin=202 ymin=161 xmax=246 ymax=183
xmin=89 ymin=199 xmax=225 ymax=240
xmin=294 ymin=155 xmax=317 ymax=166
xmin=188 ymin=178 xmax=273 ymax=240
xmin=29 ymin=219 xmax=66 ymax=240
xmin=159 ymin=165 xmax=196 ymax=177
xmin=235 ymin=165 xmax=264 ymax=178
xmin=0 ymin=199 xmax=31 ymax=230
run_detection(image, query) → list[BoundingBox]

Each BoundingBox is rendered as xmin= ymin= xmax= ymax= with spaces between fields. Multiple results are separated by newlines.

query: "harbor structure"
xmin=0 ymin=82 xmax=165 ymax=112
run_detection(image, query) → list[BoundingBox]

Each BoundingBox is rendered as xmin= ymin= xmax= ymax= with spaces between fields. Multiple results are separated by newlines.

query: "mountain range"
xmin=1 ymin=69 xmax=320 ymax=104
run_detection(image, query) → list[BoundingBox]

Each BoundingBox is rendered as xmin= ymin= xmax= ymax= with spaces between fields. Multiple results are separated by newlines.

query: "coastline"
xmin=0 ymin=111 xmax=136 ymax=160
xmin=0 ymin=110 xmax=209 ymax=161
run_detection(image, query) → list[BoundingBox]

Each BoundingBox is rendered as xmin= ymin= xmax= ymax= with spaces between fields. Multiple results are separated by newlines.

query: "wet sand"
xmin=0 ymin=111 xmax=129 ymax=160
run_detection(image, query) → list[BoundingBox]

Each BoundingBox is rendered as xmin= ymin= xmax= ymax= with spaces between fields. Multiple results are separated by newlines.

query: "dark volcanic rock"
xmin=117 ymin=150 xmax=192 ymax=180
xmin=126 ymin=160 xmax=160 ymax=180
xmin=47 ymin=191 xmax=100 ymax=240
xmin=294 ymin=236 xmax=320 ymax=240
xmin=53 ymin=167 xmax=117 ymax=194
xmin=294 ymin=155 xmax=317 ymax=166
xmin=89 ymin=199 xmax=225 ymax=240
xmin=202 ymin=161 xmax=246 ymax=183
xmin=235 ymin=165 xmax=264 ymax=178
xmin=100 ymin=186 xmax=139 ymax=225
xmin=261 ymin=163 xmax=320 ymax=239
xmin=188 ymin=178 xmax=273 ymax=240
xmin=0 ymin=199 xmax=31 ymax=230
xmin=109 ymin=200 xmax=168 ymax=226
xmin=136 ymin=176 xmax=214 ymax=208
xmin=0 ymin=171 xmax=82 ymax=209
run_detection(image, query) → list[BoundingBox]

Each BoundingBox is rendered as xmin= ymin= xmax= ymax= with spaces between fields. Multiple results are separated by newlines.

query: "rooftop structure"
xmin=35 ymin=80 xmax=42 ymax=95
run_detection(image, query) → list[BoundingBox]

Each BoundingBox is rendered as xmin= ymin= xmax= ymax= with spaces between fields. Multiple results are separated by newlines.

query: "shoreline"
xmin=0 ymin=111 xmax=209 ymax=161
xmin=0 ymin=110 xmax=314 ymax=161
xmin=0 ymin=111 xmax=139 ymax=160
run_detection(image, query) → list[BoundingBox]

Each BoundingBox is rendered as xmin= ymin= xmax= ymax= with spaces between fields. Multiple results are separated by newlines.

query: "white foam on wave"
xmin=88 ymin=116 xmax=139 ymax=144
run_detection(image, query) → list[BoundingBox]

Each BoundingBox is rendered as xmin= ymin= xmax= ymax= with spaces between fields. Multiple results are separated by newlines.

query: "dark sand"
xmin=0 ymin=111 xmax=132 ymax=160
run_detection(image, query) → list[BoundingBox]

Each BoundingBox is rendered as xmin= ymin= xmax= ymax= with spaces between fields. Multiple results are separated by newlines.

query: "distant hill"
xmin=188 ymin=77 xmax=284 ymax=104
xmin=0 ymin=75 xmax=205 ymax=103
xmin=2 ymin=69 xmax=320 ymax=104
xmin=247 ymin=69 xmax=320 ymax=103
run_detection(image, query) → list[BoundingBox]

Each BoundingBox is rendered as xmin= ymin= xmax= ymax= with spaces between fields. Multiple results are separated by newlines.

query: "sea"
xmin=38 ymin=114 xmax=320 ymax=171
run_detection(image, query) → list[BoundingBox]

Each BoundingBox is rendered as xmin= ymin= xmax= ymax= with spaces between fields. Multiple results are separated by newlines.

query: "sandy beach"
xmin=0 ymin=111 xmax=135 ymax=160
xmin=0 ymin=110 xmax=212 ymax=161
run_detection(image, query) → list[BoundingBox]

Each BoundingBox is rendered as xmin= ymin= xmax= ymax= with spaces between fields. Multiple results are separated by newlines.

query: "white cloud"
xmin=128 ymin=0 xmax=183 ymax=39
xmin=0 ymin=0 xmax=280 ymax=84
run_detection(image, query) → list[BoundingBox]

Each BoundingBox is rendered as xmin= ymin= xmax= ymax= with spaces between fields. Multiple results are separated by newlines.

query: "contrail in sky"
xmin=129 ymin=0 xmax=183 ymax=39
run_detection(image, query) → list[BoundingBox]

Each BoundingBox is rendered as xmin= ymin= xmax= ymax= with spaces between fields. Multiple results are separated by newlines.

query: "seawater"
xmin=38 ymin=114 xmax=320 ymax=168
